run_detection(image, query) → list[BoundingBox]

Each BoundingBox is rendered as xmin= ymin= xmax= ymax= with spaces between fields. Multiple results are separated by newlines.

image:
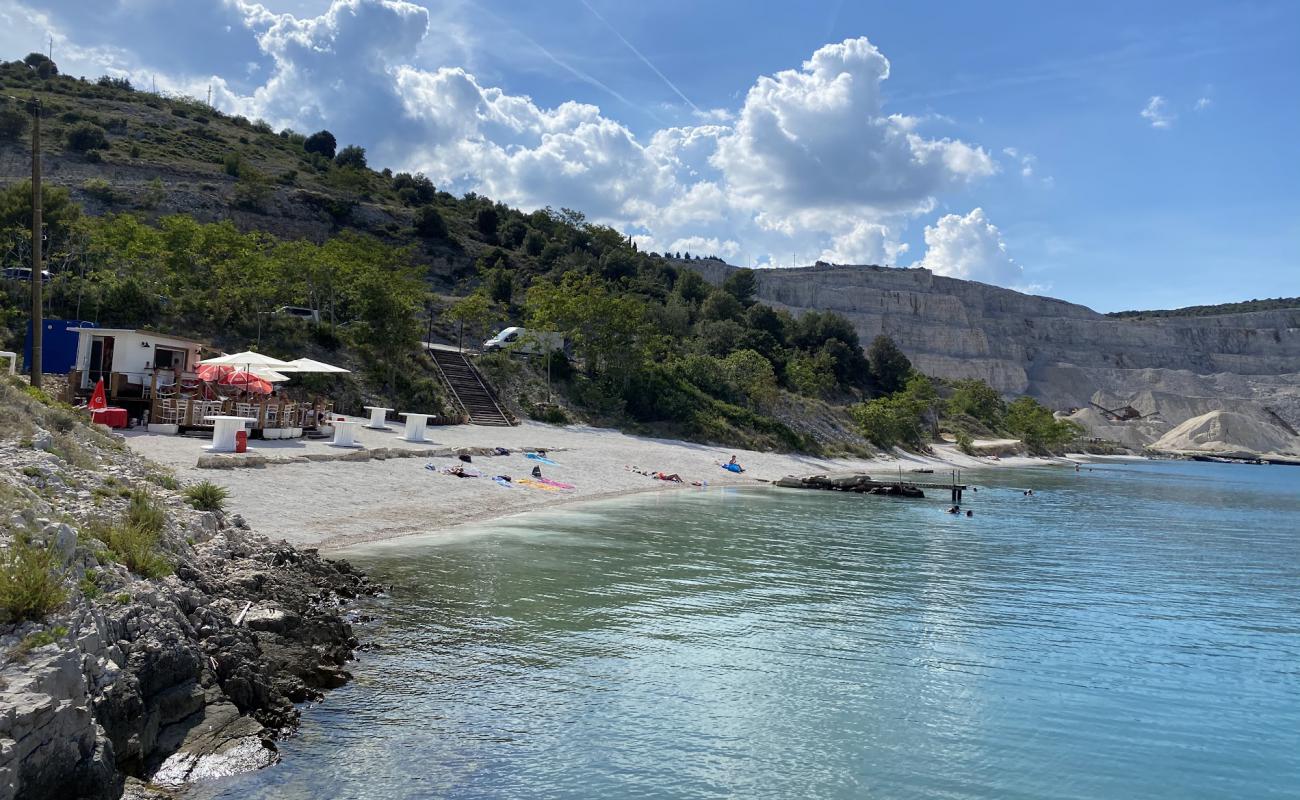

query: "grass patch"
xmin=149 ymin=471 xmax=179 ymax=490
xmin=7 ymin=625 xmax=70 ymax=661
xmin=78 ymin=569 xmax=101 ymax=600
xmin=0 ymin=539 xmax=68 ymax=623
xmin=85 ymin=489 xmax=172 ymax=578
xmin=183 ymin=481 xmax=229 ymax=512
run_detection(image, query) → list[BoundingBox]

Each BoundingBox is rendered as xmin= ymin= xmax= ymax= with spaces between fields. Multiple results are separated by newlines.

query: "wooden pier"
xmin=774 ymin=471 xmax=969 ymax=503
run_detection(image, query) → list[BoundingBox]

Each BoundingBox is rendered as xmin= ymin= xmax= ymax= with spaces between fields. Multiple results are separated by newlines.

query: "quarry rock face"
xmin=692 ymin=261 xmax=1300 ymax=450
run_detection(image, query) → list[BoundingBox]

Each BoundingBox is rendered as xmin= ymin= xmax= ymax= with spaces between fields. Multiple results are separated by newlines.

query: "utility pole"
xmin=207 ymin=84 xmax=212 ymax=108
xmin=29 ymin=98 xmax=42 ymax=388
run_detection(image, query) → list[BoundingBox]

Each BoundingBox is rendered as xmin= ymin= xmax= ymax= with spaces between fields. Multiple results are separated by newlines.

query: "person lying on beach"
xmin=655 ymin=472 xmax=684 ymax=483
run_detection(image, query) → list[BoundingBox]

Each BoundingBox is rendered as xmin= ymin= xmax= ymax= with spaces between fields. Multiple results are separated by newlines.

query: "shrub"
xmin=96 ymin=75 xmax=133 ymax=91
xmin=183 ymin=480 xmax=229 ymax=512
xmin=129 ymin=143 xmax=141 ymax=159
xmin=140 ymin=177 xmax=166 ymax=210
xmin=66 ymin=121 xmax=108 ymax=152
xmin=83 ymin=149 xmax=104 ymax=163
xmin=82 ymin=178 xmax=116 ymax=203
xmin=0 ymin=107 xmax=27 ymax=140
xmin=529 ymin=404 xmax=569 ymax=425
xmin=955 ymin=430 xmax=975 ymax=455
xmin=0 ymin=540 xmax=67 ymax=623
xmin=223 ymin=152 xmax=243 ymax=177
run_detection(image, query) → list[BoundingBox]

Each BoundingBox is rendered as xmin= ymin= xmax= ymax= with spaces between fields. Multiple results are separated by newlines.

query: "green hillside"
xmin=0 ymin=54 xmax=1079 ymax=454
xmin=1106 ymin=297 xmax=1300 ymax=320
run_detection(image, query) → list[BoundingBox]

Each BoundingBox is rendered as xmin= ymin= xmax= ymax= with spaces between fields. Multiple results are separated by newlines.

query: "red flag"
xmin=88 ymin=379 xmax=108 ymax=412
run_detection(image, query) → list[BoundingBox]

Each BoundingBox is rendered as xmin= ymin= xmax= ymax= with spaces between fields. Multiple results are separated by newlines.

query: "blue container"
xmin=24 ymin=319 xmax=96 ymax=374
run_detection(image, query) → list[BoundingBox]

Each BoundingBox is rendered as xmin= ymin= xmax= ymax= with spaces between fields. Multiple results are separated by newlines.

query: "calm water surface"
xmin=192 ymin=460 xmax=1300 ymax=799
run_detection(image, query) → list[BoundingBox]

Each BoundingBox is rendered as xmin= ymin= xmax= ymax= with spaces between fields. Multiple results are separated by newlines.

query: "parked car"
xmin=274 ymin=305 xmax=321 ymax=323
xmin=1 ymin=267 xmax=51 ymax=282
xmin=482 ymin=327 xmax=566 ymax=355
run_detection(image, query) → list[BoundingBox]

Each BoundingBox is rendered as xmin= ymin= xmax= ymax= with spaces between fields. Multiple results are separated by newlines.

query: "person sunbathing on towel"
xmin=655 ymin=472 xmax=683 ymax=483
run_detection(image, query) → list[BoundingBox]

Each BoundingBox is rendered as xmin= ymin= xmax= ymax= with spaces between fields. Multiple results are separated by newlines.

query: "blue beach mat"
xmin=525 ymin=453 xmax=559 ymax=465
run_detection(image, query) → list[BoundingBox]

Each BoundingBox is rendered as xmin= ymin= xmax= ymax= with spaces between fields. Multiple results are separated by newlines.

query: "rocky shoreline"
xmin=0 ymin=381 xmax=378 ymax=800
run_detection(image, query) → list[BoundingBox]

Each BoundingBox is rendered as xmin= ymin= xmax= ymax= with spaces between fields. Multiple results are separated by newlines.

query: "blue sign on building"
xmin=24 ymin=320 xmax=97 ymax=374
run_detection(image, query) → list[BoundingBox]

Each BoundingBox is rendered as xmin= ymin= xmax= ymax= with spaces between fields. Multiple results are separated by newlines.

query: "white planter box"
xmin=146 ymin=424 xmax=179 ymax=435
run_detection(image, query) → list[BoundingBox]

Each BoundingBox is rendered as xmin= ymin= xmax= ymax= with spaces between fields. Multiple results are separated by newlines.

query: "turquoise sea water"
xmin=191 ymin=460 xmax=1300 ymax=800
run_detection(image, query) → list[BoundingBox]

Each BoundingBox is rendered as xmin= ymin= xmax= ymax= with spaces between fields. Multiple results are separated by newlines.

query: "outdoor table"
xmin=399 ymin=412 xmax=434 ymax=443
xmin=330 ymin=420 xmax=360 ymax=448
xmin=204 ymin=415 xmax=256 ymax=453
xmin=363 ymin=405 xmax=393 ymax=429
xmin=91 ymin=407 xmax=128 ymax=429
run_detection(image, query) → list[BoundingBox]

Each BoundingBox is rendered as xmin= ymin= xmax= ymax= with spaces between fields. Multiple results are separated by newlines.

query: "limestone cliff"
xmin=690 ymin=261 xmax=1300 ymax=450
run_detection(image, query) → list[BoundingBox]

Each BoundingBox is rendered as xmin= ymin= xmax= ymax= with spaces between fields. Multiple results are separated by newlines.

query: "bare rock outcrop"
xmin=0 ymin=381 xmax=377 ymax=800
xmin=690 ymin=261 xmax=1300 ymax=446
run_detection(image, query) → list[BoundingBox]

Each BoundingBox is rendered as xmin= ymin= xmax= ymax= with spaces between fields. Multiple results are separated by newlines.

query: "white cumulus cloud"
xmin=16 ymin=0 xmax=1035 ymax=286
xmin=914 ymin=208 xmax=1023 ymax=287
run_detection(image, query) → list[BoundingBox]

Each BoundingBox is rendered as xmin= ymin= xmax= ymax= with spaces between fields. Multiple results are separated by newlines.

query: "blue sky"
xmin=3 ymin=0 xmax=1296 ymax=312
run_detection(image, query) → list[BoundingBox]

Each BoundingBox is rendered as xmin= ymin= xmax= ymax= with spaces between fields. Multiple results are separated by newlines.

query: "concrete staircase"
xmin=428 ymin=348 xmax=514 ymax=427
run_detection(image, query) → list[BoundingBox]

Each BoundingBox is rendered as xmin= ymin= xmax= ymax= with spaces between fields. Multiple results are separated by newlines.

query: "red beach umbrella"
xmin=219 ymin=370 xmax=274 ymax=395
xmin=197 ymin=363 xmax=234 ymax=381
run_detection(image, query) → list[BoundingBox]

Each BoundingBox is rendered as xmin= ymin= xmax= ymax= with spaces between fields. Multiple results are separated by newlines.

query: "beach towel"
xmin=525 ymin=452 xmax=558 ymax=465
xmin=517 ymin=477 xmax=562 ymax=491
xmin=493 ymin=476 xmax=515 ymax=488
xmin=721 ymin=463 xmax=744 ymax=473
xmin=538 ymin=478 xmax=575 ymax=490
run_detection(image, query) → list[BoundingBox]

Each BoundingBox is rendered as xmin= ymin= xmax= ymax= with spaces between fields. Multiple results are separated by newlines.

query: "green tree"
xmin=721 ymin=349 xmax=778 ymax=407
xmin=867 ymin=335 xmax=911 ymax=394
xmin=484 ymin=268 xmax=513 ymax=306
xmin=1004 ymin=396 xmax=1082 ymax=455
xmin=722 ymin=268 xmax=758 ymax=306
xmin=414 ymin=206 xmax=448 ymax=239
xmin=523 ymin=229 xmax=545 ymax=256
xmin=23 ymin=53 xmax=58 ymax=78
xmin=335 ymin=144 xmax=367 ymax=169
xmin=475 ymin=207 xmax=500 ymax=237
xmin=0 ymin=182 xmax=82 ymax=268
xmin=674 ymin=269 xmax=710 ymax=305
xmin=525 ymin=273 xmax=649 ymax=379
xmin=785 ymin=350 xmax=836 ymax=397
xmin=0 ymin=107 xmax=27 ymax=140
xmin=700 ymin=291 xmax=742 ymax=322
xmin=946 ymin=378 xmax=1005 ymax=427
xmin=304 ymin=130 xmax=337 ymax=159
xmin=444 ymin=291 xmax=495 ymax=350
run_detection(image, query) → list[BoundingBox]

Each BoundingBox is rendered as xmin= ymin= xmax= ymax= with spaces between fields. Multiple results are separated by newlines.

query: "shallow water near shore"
xmin=188 ymin=460 xmax=1300 ymax=800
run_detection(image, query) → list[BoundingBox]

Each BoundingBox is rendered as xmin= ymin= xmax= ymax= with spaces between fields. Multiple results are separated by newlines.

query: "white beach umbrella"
xmin=280 ymin=357 xmax=351 ymax=374
xmin=198 ymin=351 xmax=295 ymax=370
xmin=250 ymin=367 xmax=291 ymax=382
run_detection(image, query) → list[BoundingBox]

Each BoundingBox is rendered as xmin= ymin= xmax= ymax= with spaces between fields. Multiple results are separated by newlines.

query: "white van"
xmin=483 ymin=327 xmax=565 ymax=355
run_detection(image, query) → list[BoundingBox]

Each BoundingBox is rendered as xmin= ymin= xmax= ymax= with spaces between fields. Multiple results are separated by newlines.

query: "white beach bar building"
xmin=69 ymin=328 xmax=207 ymax=402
